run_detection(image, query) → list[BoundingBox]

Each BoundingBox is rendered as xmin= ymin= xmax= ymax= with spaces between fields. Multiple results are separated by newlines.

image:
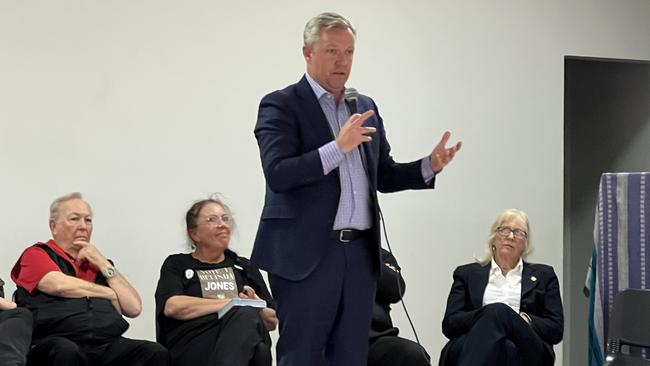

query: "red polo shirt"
xmin=11 ymin=239 xmax=99 ymax=293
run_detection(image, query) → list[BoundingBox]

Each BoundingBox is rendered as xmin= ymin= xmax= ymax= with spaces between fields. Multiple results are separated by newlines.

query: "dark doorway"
xmin=564 ymin=56 xmax=650 ymax=365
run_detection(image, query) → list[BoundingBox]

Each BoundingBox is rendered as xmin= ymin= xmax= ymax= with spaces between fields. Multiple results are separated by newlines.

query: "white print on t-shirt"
xmin=196 ymin=267 xmax=238 ymax=299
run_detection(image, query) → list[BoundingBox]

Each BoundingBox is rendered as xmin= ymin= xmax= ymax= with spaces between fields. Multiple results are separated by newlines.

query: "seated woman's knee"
xmin=229 ymin=306 xmax=265 ymax=327
xmin=49 ymin=338 xmax=82 ymax=355
xmin=481 ymin=302 xmax=515 ymax=319
xmin=142 ymin=341 xmax=169 ymax=360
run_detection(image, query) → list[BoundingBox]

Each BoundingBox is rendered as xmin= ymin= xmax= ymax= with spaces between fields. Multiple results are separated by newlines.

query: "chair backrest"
xmin=608 ymin=289 xmax=650 ymax=349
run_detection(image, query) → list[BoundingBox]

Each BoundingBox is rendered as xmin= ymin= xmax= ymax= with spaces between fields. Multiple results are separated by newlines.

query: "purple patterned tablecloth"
xmin=587 ymin=172 xmax=649 ymax=365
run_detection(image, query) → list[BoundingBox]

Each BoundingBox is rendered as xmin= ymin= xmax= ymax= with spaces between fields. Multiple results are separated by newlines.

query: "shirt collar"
xmin=305 ymin=72 xmax=339 ymax=102
xmin=490 ymin=257 xmax=524 ymax=275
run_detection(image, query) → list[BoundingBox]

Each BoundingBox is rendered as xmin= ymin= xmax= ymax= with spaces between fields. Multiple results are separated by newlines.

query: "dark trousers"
xmin=27 ymin=336 xmax=169 ymax=366
xmin=269 ymin=237 xmax=376 ymax=366
xmin=0 ymin=308 xmax=33 ymax=366
xmin=440 ymin=303 xmax=544 ymax=366
xmin=169 ymin=306 xmax=271 ymax=366
xmin=368 ymin=336 xmax=430 ymax=366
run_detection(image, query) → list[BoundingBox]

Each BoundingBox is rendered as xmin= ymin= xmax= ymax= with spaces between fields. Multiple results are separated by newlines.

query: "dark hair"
xmin=185 ymin=194 xmax=234 ymax=248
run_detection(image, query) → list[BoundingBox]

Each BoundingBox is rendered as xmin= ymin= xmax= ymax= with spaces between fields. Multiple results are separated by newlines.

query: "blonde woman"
xmin=439 ymin=209 xmax=563 ymax=366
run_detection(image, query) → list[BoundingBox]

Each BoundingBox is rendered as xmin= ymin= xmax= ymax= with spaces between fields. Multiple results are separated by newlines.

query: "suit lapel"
xmin=521 ymin=262 xmax=539 ymax=299
xmin=295 ymin=76 xmax=337 ymax=143
xmin=471 ymin=264 xmax=491 ymax=309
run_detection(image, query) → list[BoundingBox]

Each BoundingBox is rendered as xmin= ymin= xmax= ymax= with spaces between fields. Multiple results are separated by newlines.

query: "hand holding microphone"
xmin=336 ymin=87 xmax=376 ymax=154
xmin=336 ymin=110 xmax=376 ymax=154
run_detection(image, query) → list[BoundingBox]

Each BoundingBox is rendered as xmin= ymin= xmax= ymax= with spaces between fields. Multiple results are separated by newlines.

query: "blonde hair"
xmin=303 ymin=12 xmax=356 ymax=48
xmin=477 ymin=208 xmax=532 ymax=265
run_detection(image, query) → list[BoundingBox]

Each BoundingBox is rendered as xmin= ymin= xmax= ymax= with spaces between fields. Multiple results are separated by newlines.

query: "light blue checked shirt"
xmin=306 ymin=73 xmax=435 ymax=231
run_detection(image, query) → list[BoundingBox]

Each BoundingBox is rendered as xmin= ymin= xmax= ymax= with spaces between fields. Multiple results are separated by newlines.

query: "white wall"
xmin=1 ymin=1 xmax=649 ymax=364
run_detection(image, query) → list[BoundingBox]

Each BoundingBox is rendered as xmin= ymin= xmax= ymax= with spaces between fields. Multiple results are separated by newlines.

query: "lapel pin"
xmin=531 ymin=276 xmax=537 ymax=282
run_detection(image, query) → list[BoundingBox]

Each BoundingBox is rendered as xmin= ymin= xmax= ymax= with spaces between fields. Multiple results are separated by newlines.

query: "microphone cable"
xmin=347 ymin=86 xmax=427 ymax=356
xmin=378 ymin=206 xmax=423 ymax=347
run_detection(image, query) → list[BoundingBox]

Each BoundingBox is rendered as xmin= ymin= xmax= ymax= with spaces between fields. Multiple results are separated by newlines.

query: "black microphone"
xmin=344 ymin=87 xmax=359 ymax=114
xmin=344 ymin=87 xmax=371 ymax=174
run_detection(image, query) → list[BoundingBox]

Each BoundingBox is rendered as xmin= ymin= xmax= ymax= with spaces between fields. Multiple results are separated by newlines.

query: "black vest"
xmin=14 ymin=243 xmax=129 ymax=343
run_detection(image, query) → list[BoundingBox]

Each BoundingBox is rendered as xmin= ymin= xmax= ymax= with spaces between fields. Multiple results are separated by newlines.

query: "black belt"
xmin=330 ymin=229 xmax=370 ymax=243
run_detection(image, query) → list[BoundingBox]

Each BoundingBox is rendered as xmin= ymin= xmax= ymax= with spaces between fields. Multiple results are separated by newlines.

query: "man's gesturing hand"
xmin=336 ymin=110 xmax=376 ymax=154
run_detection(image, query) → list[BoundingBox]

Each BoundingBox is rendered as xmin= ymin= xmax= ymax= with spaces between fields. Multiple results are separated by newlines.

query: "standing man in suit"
xmin=252 ymin=12 xmax=462 ymax=366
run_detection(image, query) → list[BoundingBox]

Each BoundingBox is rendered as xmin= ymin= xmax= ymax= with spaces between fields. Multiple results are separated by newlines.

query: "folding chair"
xmin=604 ymin=289 xmax=650 ymax=365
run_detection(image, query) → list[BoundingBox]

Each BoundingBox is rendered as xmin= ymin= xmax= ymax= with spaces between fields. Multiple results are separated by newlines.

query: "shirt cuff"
xmin=421 ymin=156 xmax=436 ymax=184
xmin=319 ymin=141 xmax=345 ymax=175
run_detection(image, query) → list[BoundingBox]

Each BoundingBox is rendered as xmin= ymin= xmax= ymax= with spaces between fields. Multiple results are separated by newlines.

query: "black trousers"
xmin=26 ymin=336 xmax=169 ymax=366
xmin=441 ymin=303 xmax=544 ymax=366
xmin=0 ymin=308 xmax=33 ymax=366
xmin=368 ymin=336 xmax=430 ymax=366
xmin=169 ymin=306 xmax=271 ymax=366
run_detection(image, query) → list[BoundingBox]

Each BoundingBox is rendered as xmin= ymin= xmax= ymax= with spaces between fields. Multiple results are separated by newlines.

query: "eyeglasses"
xmin=204 ymin=214 xmax=232 ymax=227
xmin=496 ymin=226 xmax=528 ymax=239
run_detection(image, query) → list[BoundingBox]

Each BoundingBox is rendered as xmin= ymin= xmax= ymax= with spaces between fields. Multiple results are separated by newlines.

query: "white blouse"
xmin=482 ymin=258 xmax=523 ymax=313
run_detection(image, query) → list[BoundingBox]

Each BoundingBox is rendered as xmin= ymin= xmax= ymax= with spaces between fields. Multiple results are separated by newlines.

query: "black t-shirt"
xmin=155 ymin=250 xmax=275 ymax=347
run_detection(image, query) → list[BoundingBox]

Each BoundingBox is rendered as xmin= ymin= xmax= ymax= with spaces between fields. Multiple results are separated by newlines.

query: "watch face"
xmin=106 ymin=267 xmax=116 ymax=277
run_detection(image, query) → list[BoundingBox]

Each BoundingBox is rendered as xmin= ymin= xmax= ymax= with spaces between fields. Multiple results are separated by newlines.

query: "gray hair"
xmin=477 ymin=208 xmax=533 ymax=265
xmin=303 ymin=12 xmax=356 ymax=48
xmin=49 ymin=192 xmax=90 ymax=221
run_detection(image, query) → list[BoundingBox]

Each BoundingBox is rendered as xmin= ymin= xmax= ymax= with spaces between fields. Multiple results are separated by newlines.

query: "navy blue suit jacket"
xmin=441 ymin=261 xmax=564 ymax=364
xmin=251 ymin=76 xmax=434 ymax=281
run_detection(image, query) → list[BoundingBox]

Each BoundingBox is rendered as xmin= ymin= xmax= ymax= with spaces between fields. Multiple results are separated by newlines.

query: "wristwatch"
xmin=519 ymin=311 xmax=532 ymax=326
xmin=103 ymin=263 xmax=116 ymax=278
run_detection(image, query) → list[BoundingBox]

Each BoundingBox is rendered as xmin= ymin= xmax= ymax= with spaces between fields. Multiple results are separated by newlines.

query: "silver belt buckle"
xmin=339 ymin=229 xmax=352 ymax=243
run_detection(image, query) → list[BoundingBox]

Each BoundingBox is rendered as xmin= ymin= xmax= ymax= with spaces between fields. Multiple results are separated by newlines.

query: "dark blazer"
xmin=440 ymin=261 xmax=564 ymax=364
xmin=251 ymin=76 xmax=434 ymax=280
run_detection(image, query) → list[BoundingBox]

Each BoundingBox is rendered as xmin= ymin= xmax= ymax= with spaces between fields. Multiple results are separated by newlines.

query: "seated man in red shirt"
xmin=11 ymin=192 xmax=169 ymax=366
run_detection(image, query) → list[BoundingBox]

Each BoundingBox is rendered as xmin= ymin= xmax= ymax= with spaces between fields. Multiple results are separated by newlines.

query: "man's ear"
xmin=302 ymin=46 xmax=311 ymax=61
xmin=49 ymin=219 xmax=56 ymax=235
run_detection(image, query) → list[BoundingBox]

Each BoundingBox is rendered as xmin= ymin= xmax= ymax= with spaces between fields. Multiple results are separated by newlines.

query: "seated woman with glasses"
xmin=155 ymin=196 xmax=278 ymax=366
xmin=439 ymin=209 xmax=563 ymax=366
